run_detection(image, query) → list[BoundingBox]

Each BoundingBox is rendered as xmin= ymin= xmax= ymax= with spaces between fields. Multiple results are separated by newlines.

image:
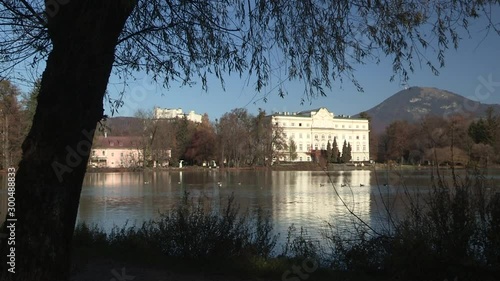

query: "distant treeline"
xmin=368 ymin=107 xmax=500 ymax=166
xmin=100 ymin=108 xmax=287 ymax=168
xmin=0 ymin=80 xmax=38 ymax=170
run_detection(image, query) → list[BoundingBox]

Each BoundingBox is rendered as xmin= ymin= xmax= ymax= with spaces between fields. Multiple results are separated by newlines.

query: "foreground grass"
xmin=72 ymin=169 xmax=500 ymax=281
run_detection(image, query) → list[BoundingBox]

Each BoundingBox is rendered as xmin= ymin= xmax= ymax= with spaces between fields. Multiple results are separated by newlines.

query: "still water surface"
xmin=2 ymin=168 xmax=499 ymax=245
xmin=77 ymin=169 xmax=441 ymax=242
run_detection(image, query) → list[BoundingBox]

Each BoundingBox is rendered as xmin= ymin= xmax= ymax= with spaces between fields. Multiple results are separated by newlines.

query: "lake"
xmin=76 ymin=168 xmax=444 ymax=242
xmin=2 ymin=168 xmax=499 ymax=246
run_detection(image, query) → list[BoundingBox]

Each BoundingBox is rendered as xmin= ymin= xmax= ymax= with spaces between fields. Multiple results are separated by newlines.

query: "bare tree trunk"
xmin=0 ymin=1 xmax=135 ymax=280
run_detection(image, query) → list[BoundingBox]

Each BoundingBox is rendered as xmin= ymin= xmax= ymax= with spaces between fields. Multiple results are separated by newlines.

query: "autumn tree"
xmin=133 ymin=108 xmax=157 ymax=167
xmin=1 ymin=0 xmax=499 ymax=280
xmin=217 ymin=108 xmax=252 ymax=167
xmin=269 ymin=123 xmax=288 ymax=165
xmin=383 ymin=120 xmax=413 ymax=163
xmin=149 ymin=119 xmax=175 ymax=167
xmin=184 ymin=114 xmax=216 ymax=165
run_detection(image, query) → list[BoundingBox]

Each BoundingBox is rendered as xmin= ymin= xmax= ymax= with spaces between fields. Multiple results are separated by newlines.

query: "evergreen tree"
xmin=326 ymin=141 xmax=332 ymax=163
xmin=340 ymin=140 xmax=352 ymax=163
xmin=332 ymin=137 xmax=339 ymax=163
xmin=468 ymin=118 xmax=491 ymax=144
xmin=341 ymin=140 xmax=348 ymax=163
xmin=289 ymin=139 xmax=298 ymax=161
xmin=346 ymin=142 xmax=352 ymax=162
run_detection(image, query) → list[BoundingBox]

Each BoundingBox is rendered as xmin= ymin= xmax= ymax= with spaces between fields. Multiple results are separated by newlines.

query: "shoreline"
xmin=0 ymin=162 xmax=494 ymax=174
xmin=83 ymin=162 xmax=483 ymax=173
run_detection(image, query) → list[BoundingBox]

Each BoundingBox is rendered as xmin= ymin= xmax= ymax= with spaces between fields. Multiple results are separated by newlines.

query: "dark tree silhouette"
xmin=0 ymin=0 xmax=499 ymax=280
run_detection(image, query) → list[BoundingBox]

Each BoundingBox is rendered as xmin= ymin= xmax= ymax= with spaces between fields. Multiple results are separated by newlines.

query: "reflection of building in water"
xmin=270 ymin=170 xmax=373 ymax=238
xmin=78 ymin=172 xmax=173 ymax=231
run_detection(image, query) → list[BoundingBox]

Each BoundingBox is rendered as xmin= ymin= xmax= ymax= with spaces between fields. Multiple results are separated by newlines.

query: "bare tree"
xmin=0 ymin=80 xmax=24 ymax=169
xmin=0 ymin=0 xmax=499 ymax=280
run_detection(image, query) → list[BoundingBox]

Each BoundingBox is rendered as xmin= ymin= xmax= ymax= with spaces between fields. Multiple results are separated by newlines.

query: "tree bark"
xmin=0 ymin=1 xmax=135 ymax=280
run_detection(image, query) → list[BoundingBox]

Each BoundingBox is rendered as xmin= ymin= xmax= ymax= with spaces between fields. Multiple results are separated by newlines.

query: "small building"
xmin=269 ymin=108 xmax=370 ymax=162
xmin=89 ymin=136 xmax=144 ymax=168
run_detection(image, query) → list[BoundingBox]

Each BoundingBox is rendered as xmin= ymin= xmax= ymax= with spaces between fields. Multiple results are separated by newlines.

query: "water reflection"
xmin=5 ymin=168 xmax=491 ymax=244
xmin=76 ymin=170 xmax=382 ymax=241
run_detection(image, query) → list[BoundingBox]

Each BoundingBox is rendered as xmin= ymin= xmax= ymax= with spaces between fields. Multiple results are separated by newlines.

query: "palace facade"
xmin=270 ymin=108 xmax=370 ymax=162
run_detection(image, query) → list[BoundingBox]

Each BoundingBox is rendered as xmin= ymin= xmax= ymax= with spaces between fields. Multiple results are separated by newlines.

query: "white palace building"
xmin=270 ymin=108 xmax=370 ymax=162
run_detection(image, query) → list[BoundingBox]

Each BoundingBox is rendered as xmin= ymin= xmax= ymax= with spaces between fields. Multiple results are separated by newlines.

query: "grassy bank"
xmin=72 ymin=168 xmax=500 ymax=281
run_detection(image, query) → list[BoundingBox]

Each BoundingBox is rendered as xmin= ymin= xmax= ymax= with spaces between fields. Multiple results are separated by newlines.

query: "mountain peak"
xmin=359 ymin=86 xmax=500 ymax=133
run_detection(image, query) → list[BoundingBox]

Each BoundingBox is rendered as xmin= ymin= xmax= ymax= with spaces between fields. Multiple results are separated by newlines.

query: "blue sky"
xmin=104 ymin=17 xmax=500 ymax=121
